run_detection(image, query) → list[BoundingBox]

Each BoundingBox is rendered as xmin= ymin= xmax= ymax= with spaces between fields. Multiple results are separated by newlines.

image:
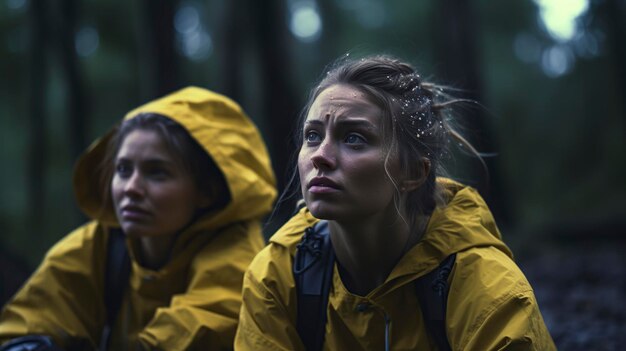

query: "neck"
xmin=135 ymin=234 xmax=178 ymax=270
xmin=330 ymin=212 xmax=429 ymax=296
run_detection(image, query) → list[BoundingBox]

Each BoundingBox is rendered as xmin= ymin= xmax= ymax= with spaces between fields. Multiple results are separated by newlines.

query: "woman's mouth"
xmin=120 ymin=205 xmax=150 ymax=220
xmin=308 ymin=177 xmax=341 ymax=194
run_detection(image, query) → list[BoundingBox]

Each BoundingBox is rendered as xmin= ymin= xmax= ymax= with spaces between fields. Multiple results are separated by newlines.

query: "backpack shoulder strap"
xmin=99 ymin=228 xmax=131 ymax=350
xmin=414 ymin=253 xmax=457 ymax=351
xmin=293 ymin=220 xmax=335 ymax=351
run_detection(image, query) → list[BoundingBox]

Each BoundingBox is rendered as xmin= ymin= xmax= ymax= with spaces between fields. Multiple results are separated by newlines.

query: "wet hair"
xmin=281 ymin=54 xmax=481 ymax=225
xmin=100 ymin=113 xmax=230 ymax=214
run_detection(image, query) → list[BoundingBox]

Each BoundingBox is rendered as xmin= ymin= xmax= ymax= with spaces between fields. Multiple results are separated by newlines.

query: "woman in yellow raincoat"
xmin=0 ymin=87 xmax=276 ymax=350
xmin=235 ymin=55 xmax=556 ymax=350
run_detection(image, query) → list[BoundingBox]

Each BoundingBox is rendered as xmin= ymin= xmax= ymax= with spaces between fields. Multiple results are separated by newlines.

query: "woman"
xmin=0 ymin=87 xmax=276 ymax=350
xmin=235 ymin=55 xmax=555 ymax=350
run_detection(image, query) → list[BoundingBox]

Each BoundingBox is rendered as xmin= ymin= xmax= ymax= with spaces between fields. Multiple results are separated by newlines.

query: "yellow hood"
xmin=269 ymin=178 xmax=512 ymax=269
xmin=73 ymin=86 xmax=277 ymax=231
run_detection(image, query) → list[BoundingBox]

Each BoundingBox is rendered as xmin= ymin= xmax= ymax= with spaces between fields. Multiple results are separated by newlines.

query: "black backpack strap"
xmin=293 ymin=220 xmax=335 ymax=351
xmin=0 ymin=335 xmax=64 ymax=351
xmin=99 ymin=228 xmax=131 ymax=351
xmin=414 ymin=253 xmax=457 ymax=351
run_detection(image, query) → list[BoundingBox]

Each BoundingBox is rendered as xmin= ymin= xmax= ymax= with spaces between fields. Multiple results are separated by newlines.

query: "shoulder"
xmin=448 ymin=246 xmax=548 ymax=348
xmin=450 ymin=247 xmax=534 ymax=317
xmin=268 ymin=207 xmax=318 ymax=252
xmin=244 ymin=209 xmax=317 ymax=300
xmin=190 ymin=220 xmax=265 ymax=274
xmin=453 ymin=246 xmax=530 ymax=292
xmin=44 ymin=221 xmax=107 ymax=262
xmin=196 ymin=220 xmax=264 ymax=256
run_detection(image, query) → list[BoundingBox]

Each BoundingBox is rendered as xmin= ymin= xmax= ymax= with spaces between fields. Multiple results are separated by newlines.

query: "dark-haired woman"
xmin=235 ymin=55 xmax=555 ymax=350
xmin=0 ymin=87 xmax=276 ymax=350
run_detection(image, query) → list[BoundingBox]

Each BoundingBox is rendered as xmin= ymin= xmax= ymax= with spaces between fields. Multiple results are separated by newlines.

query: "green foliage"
xmin=0 ymin=0 xmax=623 ymax=266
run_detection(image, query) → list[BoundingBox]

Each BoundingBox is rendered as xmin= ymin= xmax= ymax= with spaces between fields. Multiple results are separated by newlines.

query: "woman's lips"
xmin=120 ymin=206 xmax=150 ymax=220
xmin=307 ymin=177 xmax=341 ymax=194
xmin=309 ymin=185 xmax=340 ymax=194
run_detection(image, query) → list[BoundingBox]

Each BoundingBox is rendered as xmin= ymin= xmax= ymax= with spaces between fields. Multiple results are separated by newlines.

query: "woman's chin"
xmin=120 ymin=223 xmax=153 ymax=237
xmin=307 ymin=204 xmax=337 ymax=220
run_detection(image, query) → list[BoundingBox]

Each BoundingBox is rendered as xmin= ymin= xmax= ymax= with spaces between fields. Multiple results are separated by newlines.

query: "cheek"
xmin=110 ymin=177 xmax=123 ymax=205
xmin=297 ymin=149 xmax=309 ymax=185
xmin=347 ymin=158 xmax=393 ymax=190
xmin=158 ymin=184 xmax=200 ymax=214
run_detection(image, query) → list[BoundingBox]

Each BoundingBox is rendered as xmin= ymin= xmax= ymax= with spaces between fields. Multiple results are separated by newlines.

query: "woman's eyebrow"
xmin=304 ymin=120 xmax=324 ymax=127
xmin=115 ymin=156 xmax=174 ymax=165
xmin=304 ymin=119 xmax=375 ymax=129
xmin=335 ymin=119 xmax=376 ymax=129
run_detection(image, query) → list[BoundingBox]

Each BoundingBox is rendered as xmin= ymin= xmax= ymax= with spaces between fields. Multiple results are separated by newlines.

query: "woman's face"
xmin=298 ymin=84 xmax=400 ymax=221
xmin=111 ymin=129 xmax=204 ymax=238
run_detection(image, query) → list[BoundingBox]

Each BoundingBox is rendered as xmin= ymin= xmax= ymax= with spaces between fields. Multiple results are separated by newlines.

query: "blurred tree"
xmin=220 ymin=0 xmax=245 ymax=101
xmin=250 ymin=0 xmax=299 ymax=192
xmin=317 ymin=0 xmax=339 ymax=60
xmin=597 ymin=0 xmax=626 ymax=125
xmin=27 ymin=0 xmax=48 ymax=237
xmin=141 ymin=0 xmax=181 ymax=98
xmin=238 ymin=0 xmax=301 ymax=234
xmin=433 ymin=0 xmax=510 ymax=224
xmin=57 ymin=0 xmax=89 ymax=162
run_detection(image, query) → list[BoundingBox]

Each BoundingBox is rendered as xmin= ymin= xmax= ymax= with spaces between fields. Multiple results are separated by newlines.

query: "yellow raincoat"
xmin=235 ymin=179 xmax=555 ymax=350
xmin=0 ymin=87 xmax=277 ymax=350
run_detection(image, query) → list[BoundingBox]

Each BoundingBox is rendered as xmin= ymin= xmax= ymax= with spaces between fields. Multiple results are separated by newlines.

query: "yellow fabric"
xmin=235 ymin=179 xmax=556 ymax=351
xmin=0 ymin=87 xmax=277 ymax=350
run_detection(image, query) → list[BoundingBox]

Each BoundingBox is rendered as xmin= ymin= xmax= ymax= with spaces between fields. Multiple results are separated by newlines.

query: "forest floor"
xmin=518 ymin=240 xmax=626 ymax=351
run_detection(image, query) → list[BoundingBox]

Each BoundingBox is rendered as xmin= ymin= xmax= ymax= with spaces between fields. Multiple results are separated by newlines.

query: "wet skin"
xmin=298 ymin=84 xmax=402 ymax=223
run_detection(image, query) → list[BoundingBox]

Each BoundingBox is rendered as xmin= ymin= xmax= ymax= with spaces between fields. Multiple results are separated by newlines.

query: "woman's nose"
xmin=310 ymin=140 xmax=337 ymax=170
xmin=123 ymin=172 xmax=145 ymax=197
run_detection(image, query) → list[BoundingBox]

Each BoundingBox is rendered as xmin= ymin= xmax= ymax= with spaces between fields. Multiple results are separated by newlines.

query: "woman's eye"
xmin=305 ymin=130 xmax=322 ymax=143
xmin=148 ymin=167 xmax=170 ymax=179
xmin=115 ymin=163 xmax=132 ymax=177
xmin=345 ymin=133 xmax=366 ymax=145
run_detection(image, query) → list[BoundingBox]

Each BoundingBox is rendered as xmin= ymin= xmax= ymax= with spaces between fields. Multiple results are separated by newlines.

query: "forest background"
xmin=0 ymin=0 xmax=624 ymax=349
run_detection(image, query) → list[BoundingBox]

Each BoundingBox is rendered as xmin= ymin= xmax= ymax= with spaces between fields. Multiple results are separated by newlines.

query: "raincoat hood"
xmin=270 ymin=178 xmax=512 ymax=271
xmin=73 ymin=86 xmax=277 ymax=231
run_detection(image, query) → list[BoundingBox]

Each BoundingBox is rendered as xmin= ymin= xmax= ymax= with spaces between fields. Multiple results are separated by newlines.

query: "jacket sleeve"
xmin=137 ymin=222 xmax=265 ymax=351
xmin=234 ymin=243 xmax=304 ymax=351
xmin=0 ymin=222 xmax=105 ymax=350
xmin=462 ymin=288 xmax=556 ymax=351
xmin=448 ymin=248 xmax=556 ymax=351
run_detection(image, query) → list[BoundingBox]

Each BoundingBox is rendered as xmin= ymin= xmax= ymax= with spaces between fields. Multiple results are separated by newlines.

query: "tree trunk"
xmin=219 ymin=0 xmax=244 ymax=101
xmin=433 ymin=0 xmax=510 ymax=224
xmin=251 ymin=0 xmax=299 ymax=188
xmin=142 ymin=0 xmax=180 ymax=98
xmin=250 ymin=0 xmax=300 ymax=232
xmin=28 ymin=0 xmax=48 ymax=236
xmin=58 ymin=0 xmax=88 ymax=161
xmin=598 ymin=0 xmax=626 ymax=136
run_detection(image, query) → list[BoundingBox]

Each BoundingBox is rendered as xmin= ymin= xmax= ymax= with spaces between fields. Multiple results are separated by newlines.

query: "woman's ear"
xmin=400 ymin=157 xmax=431 ymax=192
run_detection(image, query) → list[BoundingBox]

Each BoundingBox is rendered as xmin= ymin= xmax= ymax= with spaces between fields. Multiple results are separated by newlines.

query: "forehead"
xmin=307 ymin=84 xmax=382 ymax=122
xmin=116 ymin=129 xmax=172 ymax=159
